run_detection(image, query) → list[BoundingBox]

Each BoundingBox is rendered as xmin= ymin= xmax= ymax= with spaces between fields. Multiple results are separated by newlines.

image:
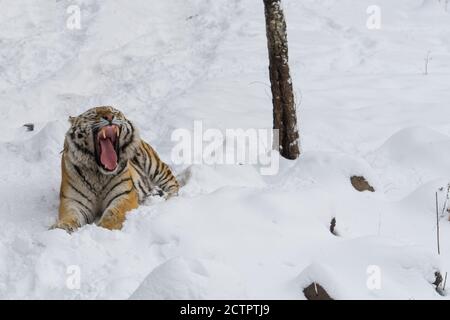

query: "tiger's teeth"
xmin=102 ymin=128 xmax=106 ymax=139
xmin=116 ymin=127 xmax=120 ymax=137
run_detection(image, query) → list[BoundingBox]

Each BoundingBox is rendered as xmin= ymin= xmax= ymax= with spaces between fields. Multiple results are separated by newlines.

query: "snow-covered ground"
xmin=1 ymin=0 xmax=450 ymax=299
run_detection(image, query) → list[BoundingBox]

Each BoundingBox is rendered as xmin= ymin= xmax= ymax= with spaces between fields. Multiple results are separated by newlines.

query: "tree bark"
xmin=263 ymin=0 xmax=300 ymax=160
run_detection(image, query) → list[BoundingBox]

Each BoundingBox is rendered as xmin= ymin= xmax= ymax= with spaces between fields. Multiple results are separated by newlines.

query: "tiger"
xmin=51 ymin=106 xmax=179 ymax=232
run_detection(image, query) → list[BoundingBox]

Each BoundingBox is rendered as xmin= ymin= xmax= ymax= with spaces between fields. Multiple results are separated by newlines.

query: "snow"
xmin=1 ymin=0 xmax=450 ymax=299
xmin=130 ymin=257 xmax=246 ymax=300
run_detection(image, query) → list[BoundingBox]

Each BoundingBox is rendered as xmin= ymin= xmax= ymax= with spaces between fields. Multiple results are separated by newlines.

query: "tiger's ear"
xmin=68 ymin=116 xmax=76 ymax=125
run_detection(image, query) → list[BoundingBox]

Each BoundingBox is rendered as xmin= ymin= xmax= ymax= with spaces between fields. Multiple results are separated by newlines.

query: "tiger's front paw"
xmin=97 ymin=211 xmax=124 ymax=230
xmin=49 ymin=220 xmax=79 ymax=233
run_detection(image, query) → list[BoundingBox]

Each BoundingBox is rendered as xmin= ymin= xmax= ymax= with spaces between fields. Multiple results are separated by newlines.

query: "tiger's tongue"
xmin=99 ymin=138 xmax=117 ymax=171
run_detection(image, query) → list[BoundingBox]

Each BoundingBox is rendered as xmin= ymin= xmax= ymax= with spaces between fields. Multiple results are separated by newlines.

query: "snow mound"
xmin=20 ymin=121 xmax=67 ymax=161
xmin=179 ymin=164 xmax=266 ymax=196
xmin=273 ymin=151 xmax=381 ymax=193
xmin=130 ymin=257 xmax=245 ymax=299
xmin=296 ymin=237 xmax=441 ymax=300
xmin=370 ymin=127 xmax=450 ymax=198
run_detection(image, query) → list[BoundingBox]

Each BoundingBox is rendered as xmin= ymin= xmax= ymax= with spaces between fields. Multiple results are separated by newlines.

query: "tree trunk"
xmin=263 ymin=0 xmax=300 ymax=160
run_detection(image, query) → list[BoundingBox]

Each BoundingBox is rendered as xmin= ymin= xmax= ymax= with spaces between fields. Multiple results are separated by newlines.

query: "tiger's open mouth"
xmin=94 ymin=125 xmax=120 ymax=172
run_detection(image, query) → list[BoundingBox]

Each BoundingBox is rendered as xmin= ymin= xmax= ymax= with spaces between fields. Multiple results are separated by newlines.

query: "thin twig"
xmin=424 ymin=51 xmax=432 ymax=75
xmin=444 ymin=272 xmax=448 ymax=291
xmin=441 ymin=184 xmax=450 ymax=218
xmin=436 ymin=192 xmax=441 ymax=255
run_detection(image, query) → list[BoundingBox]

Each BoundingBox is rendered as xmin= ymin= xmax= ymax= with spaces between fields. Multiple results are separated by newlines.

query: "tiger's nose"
xmin=103 ymin=114 xmax=114 ymax=123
